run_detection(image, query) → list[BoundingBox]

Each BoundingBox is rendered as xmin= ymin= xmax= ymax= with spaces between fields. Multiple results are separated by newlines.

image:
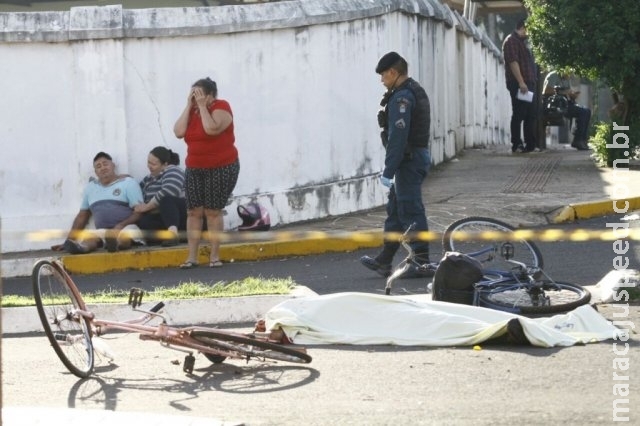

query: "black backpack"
xmin=431 ymin=252 xmax=483 ymax=305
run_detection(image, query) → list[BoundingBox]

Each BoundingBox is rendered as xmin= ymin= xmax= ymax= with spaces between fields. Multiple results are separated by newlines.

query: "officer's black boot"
xmin=360 ymin=242 xmax=399 ymax=277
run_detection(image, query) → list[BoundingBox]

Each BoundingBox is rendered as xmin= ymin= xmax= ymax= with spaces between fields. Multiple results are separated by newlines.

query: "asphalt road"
xmin=2 ymin=304 xmax=638 ymax=425
xmin=2 ymin=215 xmax=639 ymax=424
xmin=3 ymin=215 xmax=638 ymax=297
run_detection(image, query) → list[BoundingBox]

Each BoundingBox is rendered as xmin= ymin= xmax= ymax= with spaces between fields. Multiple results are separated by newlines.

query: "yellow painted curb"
xmin=61 ymin=232 xmax=384 ymax=275
xmin=552 ymin=206 xmax=576 ymax=223
xmin=552 ymin=197 xmax=640 ymax=223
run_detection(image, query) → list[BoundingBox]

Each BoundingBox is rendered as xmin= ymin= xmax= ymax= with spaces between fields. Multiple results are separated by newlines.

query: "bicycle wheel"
xmin=32 ymin=260 xmax=94 ymax=378
xmin=442 ymin=217 xmax=544 ymax=270
xmin=477 ymin=279 xmax=590 ymax=315
xmin=190 ymin=330 xmax=312 ymax=364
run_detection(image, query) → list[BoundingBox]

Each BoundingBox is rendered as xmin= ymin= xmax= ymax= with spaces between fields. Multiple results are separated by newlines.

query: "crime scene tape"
xmin=18 ymin=226 xmax=640 ymax=244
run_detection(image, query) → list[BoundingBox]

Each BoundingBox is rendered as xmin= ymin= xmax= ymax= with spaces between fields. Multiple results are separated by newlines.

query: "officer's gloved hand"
xmin=380 ymin=176 xmax=393 ymax=188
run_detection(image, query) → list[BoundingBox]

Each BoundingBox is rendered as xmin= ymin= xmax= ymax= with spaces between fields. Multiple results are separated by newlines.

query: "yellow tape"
xmin=21 ymin=226 xmax=640 ymax=243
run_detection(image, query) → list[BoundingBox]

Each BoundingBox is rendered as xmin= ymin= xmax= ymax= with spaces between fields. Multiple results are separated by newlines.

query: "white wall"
xmin=0 ymin=0 xmax=510 ymax=253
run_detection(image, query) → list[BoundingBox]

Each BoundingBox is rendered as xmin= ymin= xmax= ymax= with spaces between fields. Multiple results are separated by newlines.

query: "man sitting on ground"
xmin=51 ymin=151 xmax=145 ymax=254
xmin=542 ymin=70 xmax=591 ymax=151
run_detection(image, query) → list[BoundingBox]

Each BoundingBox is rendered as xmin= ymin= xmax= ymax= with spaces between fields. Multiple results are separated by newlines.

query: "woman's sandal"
xmin=209 ymin=260 xmax=223 ymax=268
xmin=179 ymin=261 xmax=198 ymax=269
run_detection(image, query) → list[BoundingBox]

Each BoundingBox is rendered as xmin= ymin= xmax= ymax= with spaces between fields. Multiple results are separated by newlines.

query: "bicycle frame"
xmin=82 ymin=302 xmax=276 ymax=360
xmin=471 ymin=261 xmax=560 ymax=306
xmin=386 ymin=222 xmax=553 ymax=297
xmin=385 ymin=227 xmax=509 ymax=295
xmin=384 ymin=220 xmax=590 ymax=315
xmin=33 ymin=259 xmax=311 ymax=378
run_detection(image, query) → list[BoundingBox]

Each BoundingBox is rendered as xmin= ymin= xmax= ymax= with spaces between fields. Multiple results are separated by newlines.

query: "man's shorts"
xmin=81 ymin=224 xmax=145 ymax=245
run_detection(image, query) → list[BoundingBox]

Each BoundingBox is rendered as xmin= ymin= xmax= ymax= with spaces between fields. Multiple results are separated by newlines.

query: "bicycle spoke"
xmin=32 ymin=260 xmax=94 ymax=378
xmin=443 ymin=217 xmax=543 ymax=270
xmin=478 ymin=280 xmax=590 ymax=315
xmin=191 ymin=330 xmax=311 ymax=365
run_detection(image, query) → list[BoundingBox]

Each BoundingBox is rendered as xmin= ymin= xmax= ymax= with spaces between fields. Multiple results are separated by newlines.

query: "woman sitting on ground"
xmin=135 ymin=146 xmax=187 ymax=246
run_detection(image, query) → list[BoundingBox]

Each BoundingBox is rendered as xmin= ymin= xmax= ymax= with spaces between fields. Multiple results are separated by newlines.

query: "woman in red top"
xmin=173 ymin=77 xmax=240 ymax=268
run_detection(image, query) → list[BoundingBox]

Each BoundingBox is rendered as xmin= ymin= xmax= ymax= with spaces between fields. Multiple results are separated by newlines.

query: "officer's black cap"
xmin=375 ymin=51 xmax=403 ymax=74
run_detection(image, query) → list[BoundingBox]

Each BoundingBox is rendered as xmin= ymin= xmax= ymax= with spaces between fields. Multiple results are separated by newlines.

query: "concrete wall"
xmin=0 ymin=0 xmax=510 ymax=254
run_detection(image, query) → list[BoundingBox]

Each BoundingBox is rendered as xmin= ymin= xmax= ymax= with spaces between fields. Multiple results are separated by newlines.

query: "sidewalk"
xmin=2 ymin=142 xmax=640 ymax=279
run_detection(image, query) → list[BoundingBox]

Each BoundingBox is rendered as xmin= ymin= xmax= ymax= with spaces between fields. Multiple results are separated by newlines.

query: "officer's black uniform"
xmin=361 ymin=52 xmax=432 ymax=278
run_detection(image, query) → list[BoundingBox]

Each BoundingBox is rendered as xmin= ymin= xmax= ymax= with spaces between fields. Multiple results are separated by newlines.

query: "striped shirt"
xmin=139 ymin=164 xmax=185 ymax=205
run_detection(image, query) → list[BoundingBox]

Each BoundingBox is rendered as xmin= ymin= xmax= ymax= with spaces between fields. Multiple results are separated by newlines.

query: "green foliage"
xmin=589 ymin=120 xmax=640 ymax=167
xmin=589 ymin=121 xmax=615 ymax=167
xmin=2 ymin=277 xmax=296 ymax=308
xmin=150 ymin=278 xmax=296 ymax=299
xmin=525 ymin=0 xmax=640 ymax=165
xmin=524 ymin=0 xmax=640 ymax=99
xmin=588 ymin=121 xmax=608 ymax=167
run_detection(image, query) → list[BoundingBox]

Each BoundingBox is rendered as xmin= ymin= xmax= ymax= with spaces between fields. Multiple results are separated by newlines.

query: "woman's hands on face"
xmin=190 ymin=87 xmax=207 ymax=108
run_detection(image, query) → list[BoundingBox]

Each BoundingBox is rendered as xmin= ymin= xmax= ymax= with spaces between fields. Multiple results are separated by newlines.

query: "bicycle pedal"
xmin=183 ymin=354 xmax=195 ymax=374
xmin=128 ymin=288 xmax=144 ymax=308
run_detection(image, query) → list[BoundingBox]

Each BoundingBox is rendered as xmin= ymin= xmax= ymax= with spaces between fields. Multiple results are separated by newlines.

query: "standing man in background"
xmin=503 ymin=18 xmax=538 ymax=153
xmin=360 ymin=52 xmax=432 ymax=279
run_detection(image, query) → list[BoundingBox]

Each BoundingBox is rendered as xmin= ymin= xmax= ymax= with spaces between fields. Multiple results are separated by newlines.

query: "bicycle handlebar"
xmin=150 ymin=302 xmax=165 ymax=313
xmin=398 ymin=232 xmax=537 ymax=273
xmin=399 ymin=222 xmax=497 ymax=264
xmin=504 ymin=259 xmax=543 ymax=281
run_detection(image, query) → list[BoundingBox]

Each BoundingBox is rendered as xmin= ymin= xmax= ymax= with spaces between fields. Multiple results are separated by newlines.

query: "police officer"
xmin=360 ymin=52 xmax=432 ymax=278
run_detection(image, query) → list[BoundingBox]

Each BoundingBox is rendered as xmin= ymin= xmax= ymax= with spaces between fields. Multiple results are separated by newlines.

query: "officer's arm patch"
xmin=397 ymin=97 xmax=410 ymax=114
xmin=395 ymin=118 xmax=406 ymax=129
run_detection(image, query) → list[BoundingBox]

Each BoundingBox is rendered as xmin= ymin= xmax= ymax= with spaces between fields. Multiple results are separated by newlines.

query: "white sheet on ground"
xmin=264 ymin=292 xmax=623 ymax=348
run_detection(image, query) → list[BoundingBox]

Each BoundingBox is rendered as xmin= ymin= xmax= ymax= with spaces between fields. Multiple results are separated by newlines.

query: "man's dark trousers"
xmin=507 ymin=81 xmax=537 ymax=151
